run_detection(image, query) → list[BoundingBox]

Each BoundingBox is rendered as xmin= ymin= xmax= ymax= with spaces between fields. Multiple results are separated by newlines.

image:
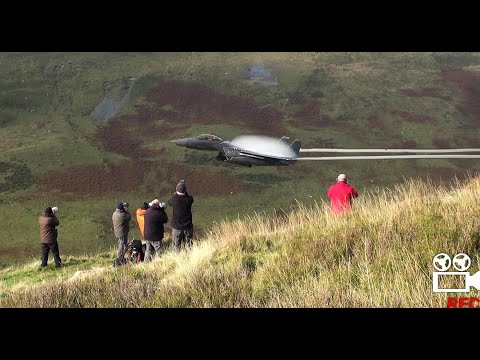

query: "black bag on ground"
xmin=131 ymin=239 xmax=144 ymax=262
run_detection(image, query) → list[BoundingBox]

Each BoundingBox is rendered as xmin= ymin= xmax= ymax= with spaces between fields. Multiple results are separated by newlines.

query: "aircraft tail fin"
xmin=279 ymin=136 xmax=290 ymax=145
xmin=290 ymin=139 xmax=301 ymax=156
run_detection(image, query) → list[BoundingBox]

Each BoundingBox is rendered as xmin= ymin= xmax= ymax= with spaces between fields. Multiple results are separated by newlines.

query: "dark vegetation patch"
xmin=401 ymin=88 xmax=451 ymax=101
xmin=367 ymin=115 xmax=390 ymax=132
xmin=92 ymin=114 xmax=189 ymax=160
xmin=440 ymin=69 xmax=480 ymax=123
xmin=410 ymin=164 xmax=474 ymax=186
xmin=392 ymin=110 xmax=438 ymax=124
xmin=288 ymin=94 xmax=333 ymax=129
xmin=432 ymin=138 xmax=451 ymax=148
xmin=142 ymin=80 xmax=286 ymax=136
xmin=467 ymin=138 xmax=480 ymax=148
xmin=152 ymin=162 xmax=245 ymax=196
xmin=35 ymin=160 xmax=150 ymax=197
xmin=294 ymin=102 xmax=333 ymax=128
xmin=364 ymin=115 xmax=398 ymax=141
xmin=0 ymin=161 xmax=33 ymax=193
xmin=93 ymin=118 xmax=160 ymax=159
xmin=303 ymin=137 xmax=337 ymax=148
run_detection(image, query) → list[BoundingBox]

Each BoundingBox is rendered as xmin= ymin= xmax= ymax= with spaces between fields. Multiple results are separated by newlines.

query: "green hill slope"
xmin=1 ymin=52 xmax=480 ymax=267
xmin=2 ymin=176 xmax=479 ymax=307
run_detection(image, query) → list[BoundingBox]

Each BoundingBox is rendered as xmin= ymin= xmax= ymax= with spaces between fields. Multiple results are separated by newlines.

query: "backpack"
xmin=130 ymin=239 xmax=144 ymax=262
xmin=114 ymin=239 xmax=145 ymax=267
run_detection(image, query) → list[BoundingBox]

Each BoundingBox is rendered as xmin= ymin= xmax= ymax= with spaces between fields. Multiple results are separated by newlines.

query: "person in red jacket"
xmin=327 ymin=174 xmax=358 ymax=214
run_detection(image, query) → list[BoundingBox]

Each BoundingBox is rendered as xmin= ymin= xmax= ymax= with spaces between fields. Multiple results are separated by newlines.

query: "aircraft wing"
xmin=237 ymin=148 xmax=297 ymax=161
xmin=223 ymin=146 xmax=295 ymax=160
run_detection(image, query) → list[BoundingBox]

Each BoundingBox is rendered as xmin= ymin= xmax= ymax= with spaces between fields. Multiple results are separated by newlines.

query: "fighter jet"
xmin=170 ymin=134 xmax=301 ymax=167
xmin=171 ymin=134 xmax=480 ymax=166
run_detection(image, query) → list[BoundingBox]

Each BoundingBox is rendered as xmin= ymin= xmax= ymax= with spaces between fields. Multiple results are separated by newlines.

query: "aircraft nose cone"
xmin=170 ymin=138 xmax=188 ymax=146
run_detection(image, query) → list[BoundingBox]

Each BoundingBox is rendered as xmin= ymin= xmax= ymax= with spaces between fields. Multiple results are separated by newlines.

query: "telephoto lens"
xmin=52 ymin=207 xmax=59 ymax=214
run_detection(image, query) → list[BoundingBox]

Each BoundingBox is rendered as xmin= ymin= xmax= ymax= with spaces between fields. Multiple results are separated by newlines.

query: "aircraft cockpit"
xmin=197 ymin=134 xmax=223 ymax=141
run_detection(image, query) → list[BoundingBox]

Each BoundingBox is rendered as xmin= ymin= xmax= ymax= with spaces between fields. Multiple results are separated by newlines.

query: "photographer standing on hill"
xmin=136 ymin=202 xmax=150 ymax=240
xmin=144 ymin=199 xmax=168 ymax=262
xmin=327 ymin=174 xmax=359 ymax=214
xmin=112 ymin=202 xmax=131 ymax=267
xmin=39 ymin=206 xmax=62 ymax=268
xmin=168 ymin=180 xmax=195 ymax=252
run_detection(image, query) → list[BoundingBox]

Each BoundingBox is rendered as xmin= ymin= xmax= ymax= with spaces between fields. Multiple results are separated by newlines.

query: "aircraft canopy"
xmin=197 ymin=134 xmax=223 ymax=141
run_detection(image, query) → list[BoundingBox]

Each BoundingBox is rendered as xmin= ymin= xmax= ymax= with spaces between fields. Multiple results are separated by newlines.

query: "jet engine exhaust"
xmin=299 ymin=148 xmax=480 ymax=153
xmin=297 ymin=155 xmax=480 ymax=160
xmin=230 ymin=135 xmax=297 ymax=159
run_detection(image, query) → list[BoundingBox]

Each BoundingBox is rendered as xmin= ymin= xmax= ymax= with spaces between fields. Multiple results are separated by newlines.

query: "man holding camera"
xmin=327 ymin=173 xmax=359 ymax=214
xmin=143 ymin=199 xmax=168 ymax=262
xmin=168 ymin=180 xmax=195 ymax=252
xmin=112 ymin=202 xmax=131 ymax=266
xmin=39 ymin=206 xmax=62 ymax=268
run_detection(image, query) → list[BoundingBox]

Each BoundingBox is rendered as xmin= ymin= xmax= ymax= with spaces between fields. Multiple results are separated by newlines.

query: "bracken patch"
xmin=440 ymin=69 xmax=480 ymax=122
xmin=35 ymin=160 xmax=150 ymax=197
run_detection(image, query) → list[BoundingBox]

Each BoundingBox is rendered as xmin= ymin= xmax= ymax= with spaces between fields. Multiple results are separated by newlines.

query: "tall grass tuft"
xmin=2 ymin=175 xmax=480 ymax=307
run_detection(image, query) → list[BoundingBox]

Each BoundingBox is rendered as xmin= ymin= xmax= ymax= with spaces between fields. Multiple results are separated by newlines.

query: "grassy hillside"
xmin=1 ymin=175 xmax=479 ymax=307
xmin=1 ymin=52 xmax=480 ymax=267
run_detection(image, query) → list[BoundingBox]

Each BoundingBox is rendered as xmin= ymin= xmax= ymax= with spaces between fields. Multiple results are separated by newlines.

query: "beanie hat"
xmin=176 ymin=180 xmax=187 ymax=194
xmin=45 ymin=207 xmax=53 ymax=215
xmin=117 ymin=202 xmax=124 ymax=210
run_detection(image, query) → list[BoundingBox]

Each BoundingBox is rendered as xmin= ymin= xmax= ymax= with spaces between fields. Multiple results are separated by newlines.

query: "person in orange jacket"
xmin=327 ymin=174 xmax=358 ymax=214
xmin=136 ymin=202 xmax=149 ymax=239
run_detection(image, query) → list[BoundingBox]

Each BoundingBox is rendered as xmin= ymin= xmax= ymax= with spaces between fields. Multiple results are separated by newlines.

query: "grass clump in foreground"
xmin=2 ymin=175 xmax=480 ymax=308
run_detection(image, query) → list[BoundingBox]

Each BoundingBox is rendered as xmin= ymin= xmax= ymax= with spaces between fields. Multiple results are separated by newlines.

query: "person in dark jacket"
xmin=168 ymin=180 xmax=195 ymax=252
xmin=39 ymin=206 xmax=62 ymax=268
xmin=327 ymin=174 xmax=359 ymax=214
xmin=112 ymin=202 xmax=131 ymax=266
xmin=143 ymin=199 xmax=168 ymax=262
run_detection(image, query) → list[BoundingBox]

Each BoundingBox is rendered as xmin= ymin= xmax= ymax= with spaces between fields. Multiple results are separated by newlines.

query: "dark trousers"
xmin=172 ymin=227 xmax=193 ymax=252
xmin=41 ymin=242 xmax=62 ymax=267
xmin=144 ymin=240 xmax=163 ymax=262
xmin=115 ymin=234 xmax=129 ymax=266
